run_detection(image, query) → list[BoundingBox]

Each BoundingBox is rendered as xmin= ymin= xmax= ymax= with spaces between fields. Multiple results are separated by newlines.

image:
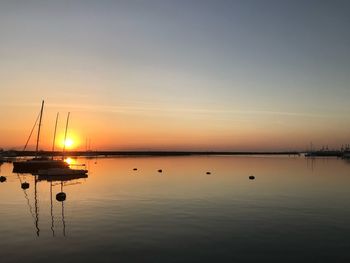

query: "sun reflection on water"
xmin=64 ymin=157 xmax=76 ymax=165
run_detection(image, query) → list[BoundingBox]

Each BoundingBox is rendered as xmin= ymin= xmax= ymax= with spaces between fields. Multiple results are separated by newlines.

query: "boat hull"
xmin=13 ymin=160 xmax=69 ymax=173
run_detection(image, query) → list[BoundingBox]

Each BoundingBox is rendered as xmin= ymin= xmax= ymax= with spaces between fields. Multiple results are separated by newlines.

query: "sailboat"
xmin=13 ymin=100 xmax=69 ymax=173
xmin=36 ymin=112 xmax=88 ymax=176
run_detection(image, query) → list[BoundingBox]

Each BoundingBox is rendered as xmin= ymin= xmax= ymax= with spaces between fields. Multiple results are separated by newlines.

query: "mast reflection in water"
xmin=15 ymin=171 xmax=88 ymax=237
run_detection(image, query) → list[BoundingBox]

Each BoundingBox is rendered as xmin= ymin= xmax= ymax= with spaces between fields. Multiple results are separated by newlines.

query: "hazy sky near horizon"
xmin=0 ymin=0 xmax=349 ymax=151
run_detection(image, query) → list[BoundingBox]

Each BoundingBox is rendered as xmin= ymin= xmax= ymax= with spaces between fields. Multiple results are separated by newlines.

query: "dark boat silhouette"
xmin=13 ymin=157 xmax=69 ymax=173
xmin=342 ymin=150 xmax=350 ymax=159
xmin=13 ymin=100 xmax=68 ymax=173
xmin=33 ymin=112 xmax=89 ymax=177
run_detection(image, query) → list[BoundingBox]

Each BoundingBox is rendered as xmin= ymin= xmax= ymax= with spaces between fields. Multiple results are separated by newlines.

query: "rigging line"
xmin=23 ymin=111 xmax=41 ymax=152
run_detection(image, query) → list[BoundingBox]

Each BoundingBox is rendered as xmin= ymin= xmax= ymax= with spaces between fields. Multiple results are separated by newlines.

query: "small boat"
xmin=305 ymin=150 xmax=342 ymax=157
xmin=343 ymin=151 xmax=350 ymax=159
xmin=37 ymin=167 xmax=88 ymax=176
xmin=1 ymin=149 xmax=17 ymax=163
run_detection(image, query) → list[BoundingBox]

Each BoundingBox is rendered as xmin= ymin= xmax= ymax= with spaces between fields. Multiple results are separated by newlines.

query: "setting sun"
xmin=57 ymin=132 xmax=81 ymax=151
xmin=64 ymin=138 xmax=74 ymax=149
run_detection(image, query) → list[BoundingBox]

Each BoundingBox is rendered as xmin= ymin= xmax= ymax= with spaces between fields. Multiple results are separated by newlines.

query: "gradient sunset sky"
xmin=0 ymin=0 xmax=349 ymax=151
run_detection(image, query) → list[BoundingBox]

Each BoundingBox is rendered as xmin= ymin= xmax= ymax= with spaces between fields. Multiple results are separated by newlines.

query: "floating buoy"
xmin=133 ymin=168 xmax=137 ymax=171
xmin=206 ymin=172 xmax=211 ymax=175
xmin=56 ymin=192 xmax=66 ymax=202
xmin=158 ymin=169 xmax=162 ymax=173
xmin=21 ymin=182 xmax=30 ymax=189
xmin=249 ymin=175 xmax=255 ymax=180
xmin=0 ymin=176 xmax=6 ymax=182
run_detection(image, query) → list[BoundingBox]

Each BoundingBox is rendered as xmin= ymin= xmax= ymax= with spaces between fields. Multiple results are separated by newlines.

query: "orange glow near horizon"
xmin=57 ymin=132 xmax=81 ymax=151
xmin=0 ymin=103 xmax=349 ymax=152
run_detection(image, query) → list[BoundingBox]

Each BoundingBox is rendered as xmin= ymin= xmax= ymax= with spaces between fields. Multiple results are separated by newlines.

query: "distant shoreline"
xmin=4 ymin=150 xmax=301 ymax=157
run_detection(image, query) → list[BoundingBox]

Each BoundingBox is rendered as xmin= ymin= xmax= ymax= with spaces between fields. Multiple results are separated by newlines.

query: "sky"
xmin=0 ymin=0 xmax=349 ymax=151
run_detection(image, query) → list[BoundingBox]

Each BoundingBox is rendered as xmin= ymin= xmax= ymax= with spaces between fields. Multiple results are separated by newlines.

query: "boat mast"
xmin=52 ymin=112 xmax=59 ymax=159
xmin=62 ymin=112 xmax=70 ymax=159
xmin=35 ymin=100 xmax=45 ymax=159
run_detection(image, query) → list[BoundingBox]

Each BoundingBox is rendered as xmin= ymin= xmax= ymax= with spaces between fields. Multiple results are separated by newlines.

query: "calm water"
xmin=1 ymin=156 xmax=350 ymax=262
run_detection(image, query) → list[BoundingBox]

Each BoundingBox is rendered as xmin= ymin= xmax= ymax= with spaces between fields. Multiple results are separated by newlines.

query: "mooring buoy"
xmin=21 ymin=182 xmax=30 ymax=189
xmin=56 ymin=192 xmax=66 ymax=202
xmin=0 ymin=176 xmax=6 ymax=182
xmin=249 ymin=175 xmax=255 ymax=180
